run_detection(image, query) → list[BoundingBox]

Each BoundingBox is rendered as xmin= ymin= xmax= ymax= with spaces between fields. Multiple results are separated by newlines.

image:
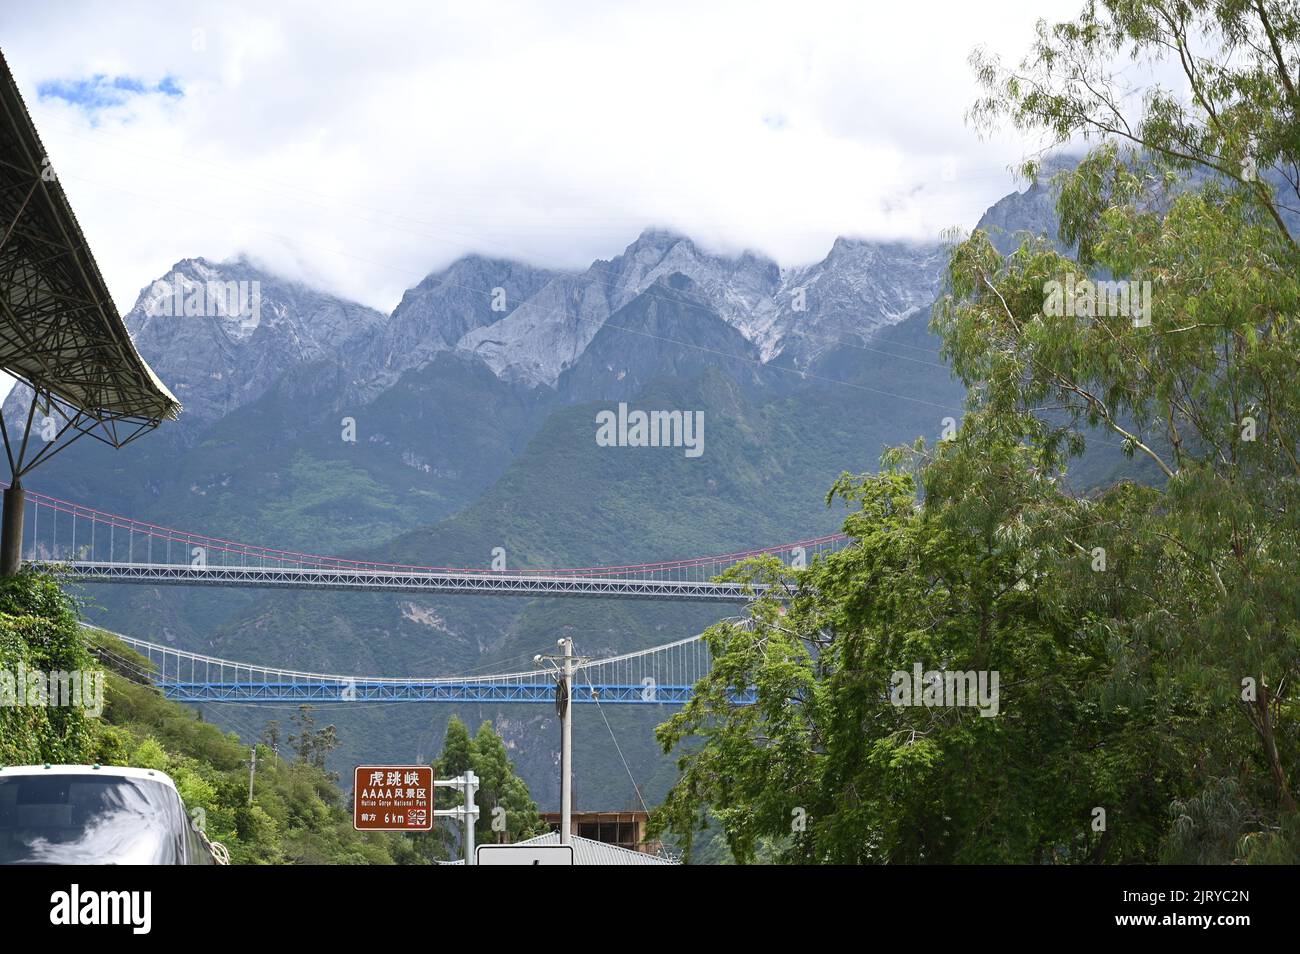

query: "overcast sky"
xmin=2 ymin=0 xmax=1082 ymax=314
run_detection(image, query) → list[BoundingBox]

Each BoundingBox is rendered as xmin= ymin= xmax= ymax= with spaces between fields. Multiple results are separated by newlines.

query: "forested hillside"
xmin=2 ymin=572 xmax=426 ymax=864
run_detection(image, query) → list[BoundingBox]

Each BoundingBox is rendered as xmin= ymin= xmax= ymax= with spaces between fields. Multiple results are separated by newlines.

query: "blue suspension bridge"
xmin=90 ymin=626 xmax=743 ymax=705
xmin=20 ymin=487 xmax=846 ymax=601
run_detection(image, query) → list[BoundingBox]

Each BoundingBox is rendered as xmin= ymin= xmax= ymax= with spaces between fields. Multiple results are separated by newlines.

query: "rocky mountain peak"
xmin=121 ymin=256 xmax=386 ymax=429
xmin=362 ymin=255 xmax=558 ymax=395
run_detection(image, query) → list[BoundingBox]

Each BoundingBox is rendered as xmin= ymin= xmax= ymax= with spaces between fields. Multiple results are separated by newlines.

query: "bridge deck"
xmin=60 ymin=561 xmax=766 ymax=601
xmin=93 ymin=627 xmax=746 ymax=706
xmin=157 ymin=681 xmax=730 ymax=704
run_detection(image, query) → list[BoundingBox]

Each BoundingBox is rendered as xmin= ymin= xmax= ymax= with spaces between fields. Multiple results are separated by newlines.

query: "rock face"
xmin=973 ymin=176 xmax=1067 ymax=257
xmin=457 ymin=270 xmax=613 ymax=388
xmin=7 ymin=157 xmax=1092 ymax=442
xmin=361 ymin=255 xmax=558 ymax=397
xmin=554 ymin=273 xmax=766 ymax=404
xmin=120 ymin=256 xmax=387 ymax=430
xmin=766 ymin=238 xmax=948 ymax=370
xmin=4 ymin=228 xmax=956 ymax=431
xmin=455 ymin=228 xmax=947 ymax=387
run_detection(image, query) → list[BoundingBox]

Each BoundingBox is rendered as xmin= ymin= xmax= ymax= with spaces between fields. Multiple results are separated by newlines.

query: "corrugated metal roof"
xmin=513 ymin=831 xmax=677 ymax=865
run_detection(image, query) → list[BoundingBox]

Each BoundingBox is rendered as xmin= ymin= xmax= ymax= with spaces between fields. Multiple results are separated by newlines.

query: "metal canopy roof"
xmin=0 ymin=48 xmax=179 ymax=463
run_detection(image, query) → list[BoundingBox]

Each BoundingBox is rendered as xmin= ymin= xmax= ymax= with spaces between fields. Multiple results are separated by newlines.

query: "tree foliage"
xmin=0 ymin=572 xmax=99 ymax=765
xmin=654 ymin=0 xmax=1300 ymax=864
xmin=429 ymin=715 xmax=544 ymax=857
xmin=289 ymin=705 xmax=341 ymax=776
xmin=0 ymin=571 xmax=423 ymax=864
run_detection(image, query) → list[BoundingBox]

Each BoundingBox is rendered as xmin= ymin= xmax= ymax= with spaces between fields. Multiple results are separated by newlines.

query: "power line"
xmin=577 ymin=654 xmax=650 ymax=815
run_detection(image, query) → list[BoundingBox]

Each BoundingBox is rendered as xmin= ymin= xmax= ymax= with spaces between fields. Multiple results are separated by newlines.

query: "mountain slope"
xmin=124 ymin=256 xmax=386 ymax=431
xmin=11 ymin=176 xmax=1082 ymax=810
xmin=160 ymin=304 xmax=965 ymax=809
xmin=361 ymin=255 xmax=559 ymax=397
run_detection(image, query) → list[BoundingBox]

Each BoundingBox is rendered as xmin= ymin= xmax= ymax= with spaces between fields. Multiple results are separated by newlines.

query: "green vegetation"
xmin=0 ymin=573 xmax=99 ymax=765
xmin=428 ymin=715 xmax=545 ymax=857
xmin=653 ymin=0 xmax=1300 ymax=864
xmin=99 ymin=673 xmax=423 ymax=864
xmin=1 ymin=571 xmax=424 ymax=863
xmin=1 ymin=572 xmax=552 ymax=864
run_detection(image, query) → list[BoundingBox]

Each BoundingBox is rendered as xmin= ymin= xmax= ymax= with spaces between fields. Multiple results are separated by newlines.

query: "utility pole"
xmin=560 ymin=637 xmax=573 ymax=846
xmin=247 ymin=745 xmax=257 ymax=805
xmin=536 ymin=637 xmax=579 ymax=847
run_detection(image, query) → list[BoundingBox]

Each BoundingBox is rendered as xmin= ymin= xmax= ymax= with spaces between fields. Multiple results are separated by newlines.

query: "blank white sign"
xmin=475 ymin=845 xmax=575 ymax=865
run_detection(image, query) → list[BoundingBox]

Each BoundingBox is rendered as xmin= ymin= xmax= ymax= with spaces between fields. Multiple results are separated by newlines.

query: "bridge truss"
xmin=22 ymin=488 xmax=847 ymax=600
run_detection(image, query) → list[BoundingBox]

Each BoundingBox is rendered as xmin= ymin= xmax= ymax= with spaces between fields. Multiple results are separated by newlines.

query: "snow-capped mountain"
xmin=122 ymin=256 xmax=386 ymax=427
xmin=5 ymin=228 xmax=949 ymax=427
xmin=453 ymin=228 xmax=945 ymax=387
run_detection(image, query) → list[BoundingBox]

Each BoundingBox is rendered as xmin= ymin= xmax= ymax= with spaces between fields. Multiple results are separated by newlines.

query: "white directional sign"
xmin=476 ymin=844 xmax=575 ymax=865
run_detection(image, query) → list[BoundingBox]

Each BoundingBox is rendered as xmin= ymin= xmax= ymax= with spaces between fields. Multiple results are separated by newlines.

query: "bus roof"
xmin=0 ymin=764 xmax=178 ymax=789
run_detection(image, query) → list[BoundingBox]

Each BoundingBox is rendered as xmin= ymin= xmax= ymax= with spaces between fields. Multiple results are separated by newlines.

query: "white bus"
xmin=0 ymin=765 xmax=226 ymax=865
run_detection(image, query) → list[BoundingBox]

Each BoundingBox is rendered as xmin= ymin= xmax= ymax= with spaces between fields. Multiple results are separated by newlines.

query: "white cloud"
xmin=1 ymin=0 xmax=1082 ymax=313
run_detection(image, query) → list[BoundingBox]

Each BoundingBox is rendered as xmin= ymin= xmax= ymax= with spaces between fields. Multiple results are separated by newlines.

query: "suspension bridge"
xmin=91 ymin=626 xmax=742 ymax=705
xmin=19 ymin=487 xmax=846 ymax=601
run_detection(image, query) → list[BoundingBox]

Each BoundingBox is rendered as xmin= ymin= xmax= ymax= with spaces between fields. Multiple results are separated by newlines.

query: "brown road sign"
xmin=354 ymin=766 xmax=434 ymax=831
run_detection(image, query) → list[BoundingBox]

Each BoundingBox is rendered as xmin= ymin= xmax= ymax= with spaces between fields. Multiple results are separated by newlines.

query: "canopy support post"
xmin=2 ymin=480 xmax=23 ymax=576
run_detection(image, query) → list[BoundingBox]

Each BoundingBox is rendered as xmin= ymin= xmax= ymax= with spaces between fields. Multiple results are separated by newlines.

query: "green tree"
xmin=962 ymin=0 xmax=1300 ymax=837
xmin=654 ymin=0 xmax=1300 ymax=863
xmin=261 ymin=719 xmax=281 ymax=754
xmin=471 ymin=720 xmax=545 ymax=844
xmin=289 ymin=705 xmax=340 ymax=773
xmin=432 ymin=714 xmax=473 ymax=779
xmin=0 ymin=572 xmax=98 ymax=765
xmin=655 ymin=441 xmax=1200 ymax=863
xmin=428 ymin=716 xmax=543 ymax=854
